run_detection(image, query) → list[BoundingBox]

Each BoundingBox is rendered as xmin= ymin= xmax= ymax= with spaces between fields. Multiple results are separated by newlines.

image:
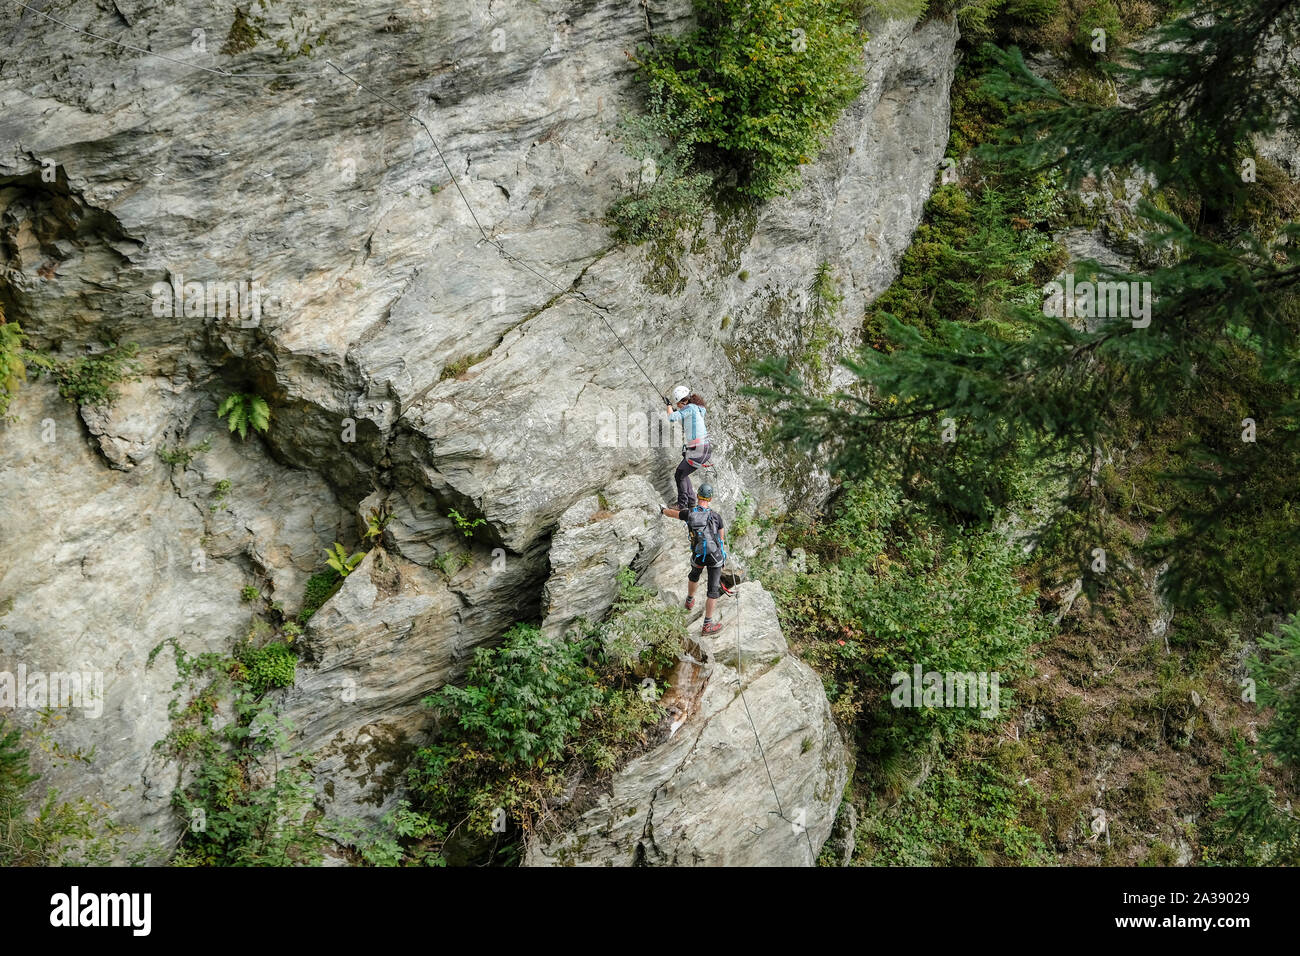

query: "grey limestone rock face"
xmin=541 ymin=474 xmax=667 ymax=637
xmin=0 ymin=1 xmax=955 ymax=861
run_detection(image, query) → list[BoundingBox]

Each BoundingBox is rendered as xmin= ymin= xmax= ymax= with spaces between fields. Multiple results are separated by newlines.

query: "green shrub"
xmin=944 ymin=0 xmax=1064 ymax=43
xmin=433 ymin=549 xmax=474 ymax=577
xmin=954 ymin=0 xmax=1009 ymax=38
xmin=426 ymin=624 xmax=601 ymax=768
xmin=0 ymin=313 xmax=26 ymax=420
xmin=857 ymin=751 xmax=1050 ymax=864
xmin=730 ymin=492 xmax=757 ymax=540
xmin=154 ymin=642 xmax=322 ymax=866
xmin=210 ymin=478 xmax=232 ymax=513
xmin=408 ymin=606 xmax=665 ymax=860
xmin=1075 ymin=0 xmax=1123 ymax=53
xmin=864 ymin=164 xmax=1066 ymax=341
xmin=439 ymin=348 xmax=493 ymax=381
xmin=365 ymin=504 xmax=393 ymax=541
xmin=158 ymin=436 xmax=212 ymax=467
xmin=609 ymin=99 xmax=714 ymax=242
xmin=24 ymin=341 xmax=140 ymax=407
xmin=1247 ymin=616 xmax=1300 ymax=770
xmin=408 ymin=624 xmax=603 ymax=847
xmin=1206 ymin=734 xmax=1300 ymax=865
xmin=866 ymin=0 xmax=929 ymax=17
xmin=1004 ymin=0 xmax=1061 ymax=24
xmin=635 ymin=0 xmax=866 ymax=199
xmin=602 ymin=567 xmax=688 ymax=677
xmin=334 ymin=801 xmax=447 ymax=867
xmin=239 ymin=640 xmax=297 ymax=694
xmin=299 ymin=569 xmax=341 ymax=622
xmin=217 ymin=392 xmax=270 ymax=440
xmin=764 ymin=480 xmax=1044 ymax=759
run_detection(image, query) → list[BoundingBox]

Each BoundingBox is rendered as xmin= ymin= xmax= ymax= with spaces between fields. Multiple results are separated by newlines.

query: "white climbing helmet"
xmin=671 ymin=385 xmax=690 ymax=404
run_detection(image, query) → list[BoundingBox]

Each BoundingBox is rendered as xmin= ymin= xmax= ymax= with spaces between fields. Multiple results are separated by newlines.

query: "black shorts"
xmin=688 ymin=561 xmax=723 ymax=599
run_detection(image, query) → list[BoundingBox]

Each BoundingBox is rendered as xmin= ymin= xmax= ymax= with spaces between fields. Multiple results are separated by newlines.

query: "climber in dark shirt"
xmin=660 ymin=483 xmax=727 ymax=635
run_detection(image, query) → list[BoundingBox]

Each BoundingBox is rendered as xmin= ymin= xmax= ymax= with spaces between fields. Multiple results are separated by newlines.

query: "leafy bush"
xmin=408 ymin=604 xmax=666 ymax=861
xmin=601 ymin=567 xmax=688 ymax=678
xmin=24 ymin=341 xmax=140 ymax=407
xmin=426 ymin=624 xmax=602 ymax=768
xmin=864 ymin=168 xmax=1066 ymax=341
xmin=857 ymin=750 xmax=1050 ymax=864
xmin=408 ymin=625 xmax=603 ymax=847
xmin=365 ymin=504 xmax=393 ymax=541
xmin=239 ymin=641 xmax=297 ymax=693
xmin=866 ymin=0 xmax=929 ymax=17
xmin=299 ymin=569 xmax=341 ymax=622
xmin=730 ymin=492 xmax=757 ymax=540
xmin=209 ymin=478 xmax=232 ymax=513
xmin=1005 ymin=0 xmax=1062 ymax=24
xmin=158 ymin=436 xmax=212 ymax=467
xmin=154 ymin=641 xmax=323 ymax=866
xmin=334 ymin=800 xmax=447 ymax=867
xmin=764 ymin=480 xmax=1044 ymax=760
xmin=0 ymin=313 xmax=26 ymax=420
xmin=635 ymin=0 xmax=866 ymax=199
xmin=609 ymin=99 xmax=714 ymax=242
xmin=433 ymin=549 xmax=474 ymax=577
xmin=217 ymin=392 xmax=270 ymax=440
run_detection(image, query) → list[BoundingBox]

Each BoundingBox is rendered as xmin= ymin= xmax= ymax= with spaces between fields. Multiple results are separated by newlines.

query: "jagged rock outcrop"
xmin=0 ymin=0 xmax=956 ymax=860
xmin=541 ymin=474 xmax=667 ymax=637
xmin=527 ymin=582 xmax=850 ymax=867
xmin=275 ymin=543 xmax=545 ymax=819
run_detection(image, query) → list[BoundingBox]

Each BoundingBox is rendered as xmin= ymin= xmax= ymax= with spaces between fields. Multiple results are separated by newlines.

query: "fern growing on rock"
xmin=217 ymin=392 xmax=270 ymax=440
xmin=325 ymin=542 xmax=363 ymax=577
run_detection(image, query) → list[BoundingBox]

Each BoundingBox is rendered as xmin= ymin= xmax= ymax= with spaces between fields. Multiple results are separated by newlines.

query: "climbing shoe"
xmin=685 ymin=596 xmax=695 ymax=611
xmin=701 ymin=620 xmax=722 ymax=635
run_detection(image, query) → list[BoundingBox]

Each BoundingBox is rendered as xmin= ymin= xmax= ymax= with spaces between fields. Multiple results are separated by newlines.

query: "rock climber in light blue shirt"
xmin=665 ymin=385 xmax=712 ymax=509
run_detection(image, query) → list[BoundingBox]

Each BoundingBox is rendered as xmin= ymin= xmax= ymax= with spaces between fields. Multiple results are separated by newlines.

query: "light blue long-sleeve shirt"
xmin=668 ymin=402 xmax=707 ymax=443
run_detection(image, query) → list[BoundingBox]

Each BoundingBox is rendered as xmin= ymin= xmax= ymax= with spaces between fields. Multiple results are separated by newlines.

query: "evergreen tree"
xmin=750 ymin=0 xmax=1300 ymax=616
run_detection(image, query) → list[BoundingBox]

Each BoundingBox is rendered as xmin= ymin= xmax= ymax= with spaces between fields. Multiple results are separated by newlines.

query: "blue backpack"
xmin=686 ymin=506 xmax=726 ymax=567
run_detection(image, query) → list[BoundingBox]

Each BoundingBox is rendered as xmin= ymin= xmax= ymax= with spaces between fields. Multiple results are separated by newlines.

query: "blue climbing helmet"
xmin=698 ymin=483 xmax=714 ymax=500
